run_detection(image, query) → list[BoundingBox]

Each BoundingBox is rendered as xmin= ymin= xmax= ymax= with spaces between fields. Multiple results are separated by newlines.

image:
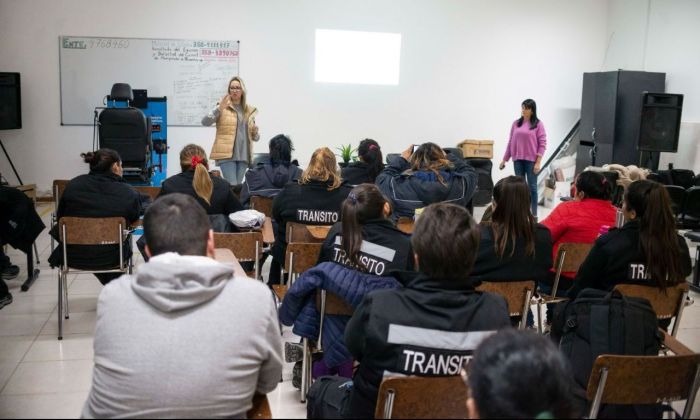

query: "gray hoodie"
xmin=81 ymin=253 xmax=283 ymax=419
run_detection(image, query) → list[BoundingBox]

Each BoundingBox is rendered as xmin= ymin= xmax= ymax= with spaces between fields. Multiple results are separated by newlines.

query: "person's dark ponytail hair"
xmin=516 ymin=98 xmax=539 ymax=130
xmin=625 ymin=180 xmax=684 ymax=289
xmin=491 ymin=176 xmax=536 ymax=257
xmin=341 ymin=184 xmax=388 ymax=270
xmin=357 ymin=138 xmax=384 ymax=182
xmin=81 ymin=148 xmax=121 ymax=173
xmin=575 ymin=171 xmax=612 ymax=201
xmin=269 ymin=134 xmax=293 ymax=164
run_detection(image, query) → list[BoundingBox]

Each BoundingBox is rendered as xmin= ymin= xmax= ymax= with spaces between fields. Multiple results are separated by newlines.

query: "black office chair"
xmin=681 ymin=186 xmax=700 ymax=229
xmin=99 ymin=83 xmax=152 ymax=182
xmin=664 ymin=185 xmax=686 ymax=218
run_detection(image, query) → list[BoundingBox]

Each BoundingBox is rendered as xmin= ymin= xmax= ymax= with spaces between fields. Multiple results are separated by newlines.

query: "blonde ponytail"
xmin=180 ymin=144 xmax=213 ymax=205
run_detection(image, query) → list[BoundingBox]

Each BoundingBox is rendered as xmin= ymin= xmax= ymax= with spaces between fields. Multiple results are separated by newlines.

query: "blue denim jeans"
xmin=217 ymin=159 xmax=248 ymax=185
xmin=513 ymin=159 xmax=538 ymax=217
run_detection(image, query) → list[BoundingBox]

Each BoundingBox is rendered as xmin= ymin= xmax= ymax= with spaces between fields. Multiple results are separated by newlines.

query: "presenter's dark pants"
xmin=514 ymin=159 xmax=538 ymax=217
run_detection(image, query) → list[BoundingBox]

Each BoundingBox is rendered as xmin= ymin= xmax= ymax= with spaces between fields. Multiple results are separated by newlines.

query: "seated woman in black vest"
xmin=159 ymin=144 xmax=243 ymax=231
xmin=49 ymin=149 xmax=144 ymax=285
xmin=340 ymin=139 xmax=384 ymax=186
xmin=269 ymin=147 xmax=352 ymax=285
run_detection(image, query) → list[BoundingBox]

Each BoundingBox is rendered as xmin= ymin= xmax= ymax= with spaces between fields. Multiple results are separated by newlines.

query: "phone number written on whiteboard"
xmin=62 ymin=38 xmax=130 ymax=49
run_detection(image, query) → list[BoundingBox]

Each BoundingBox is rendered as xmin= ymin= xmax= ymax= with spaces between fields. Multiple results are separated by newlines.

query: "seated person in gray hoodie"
xmin=82 ymin=193 xmax=283 ymax=419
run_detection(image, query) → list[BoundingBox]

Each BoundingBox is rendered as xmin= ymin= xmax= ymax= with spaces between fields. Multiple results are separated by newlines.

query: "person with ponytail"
xmin=466 ymin=329 xmax=578 ymax=419
xmin=48 ymin=148 xmax=144 ymax=285
xmin=160 ymin=144 xmax=243 ymax=220
xmin=341 ymin=139 xmax=385 ymax=186
xmin=376 ymin=142 xmax=477 ymax=219
xmin=471 ymin=176 xmax=552 ymax=287
xmin=318 ymin=183 xmax=413 ymax=275
xmin=240 ymin=134 xmax=302 ymax=207
xmin=269 ymin=147 xmax=352 ymax=285
xmin=568 ymin=179 xmax=691 ymax=300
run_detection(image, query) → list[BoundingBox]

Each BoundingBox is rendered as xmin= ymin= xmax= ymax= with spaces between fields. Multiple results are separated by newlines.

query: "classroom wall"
xmin=0 ymin=0 xmax=611 ymax=194
xmin=605 ymin=0 xmax=700 ymax=172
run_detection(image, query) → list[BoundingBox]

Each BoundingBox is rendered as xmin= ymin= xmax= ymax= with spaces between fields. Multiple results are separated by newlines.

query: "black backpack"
xmin=551 ymin=289 xmax=665 ymax=418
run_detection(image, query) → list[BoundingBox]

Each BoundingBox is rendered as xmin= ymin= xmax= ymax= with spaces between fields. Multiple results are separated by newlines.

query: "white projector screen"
xmin=314 ymin=29 xmax=401 ymax=85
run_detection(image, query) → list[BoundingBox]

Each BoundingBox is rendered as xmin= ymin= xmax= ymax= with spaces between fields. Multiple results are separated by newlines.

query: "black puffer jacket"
xmin=48 ymin=171 xmax=143 ymax=269
xmin=375 ymin=153 xmax=477 ymax=219
xmin=568 ymin=220 xmax=692 ymax=299
xmin=240 ymin=160 xmax=302 ymax=207
xmin=345 ymin=271 xmax=511 ymax=418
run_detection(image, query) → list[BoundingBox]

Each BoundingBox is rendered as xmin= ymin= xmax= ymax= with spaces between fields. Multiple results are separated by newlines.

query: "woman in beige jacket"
xmin=202 ymin=76 xmax=260 ymax=184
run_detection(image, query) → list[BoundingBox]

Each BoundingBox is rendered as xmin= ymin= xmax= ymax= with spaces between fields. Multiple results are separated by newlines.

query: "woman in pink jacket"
xmin=499 ymin=99 xmax=547 ymax=217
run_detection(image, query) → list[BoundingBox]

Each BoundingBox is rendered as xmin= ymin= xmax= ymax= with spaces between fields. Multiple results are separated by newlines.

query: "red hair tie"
xmin=191 ymin=155 xmax=205 ymax=168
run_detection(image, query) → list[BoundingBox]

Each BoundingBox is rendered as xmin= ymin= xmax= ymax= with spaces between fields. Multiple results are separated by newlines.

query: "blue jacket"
xmin=278 ymin=262 xmax=401 ymax=367
xmin=376 ymin=152 xmax=477 ymax=219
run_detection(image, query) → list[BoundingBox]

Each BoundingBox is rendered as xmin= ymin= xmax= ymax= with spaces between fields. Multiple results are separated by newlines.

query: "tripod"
xmin=0 ymin=136 xmax=41 ymax=291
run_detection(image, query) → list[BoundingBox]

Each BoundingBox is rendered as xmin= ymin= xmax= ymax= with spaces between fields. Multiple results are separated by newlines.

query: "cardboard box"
xmin=457 ymin=140 xmax=494 ymax=159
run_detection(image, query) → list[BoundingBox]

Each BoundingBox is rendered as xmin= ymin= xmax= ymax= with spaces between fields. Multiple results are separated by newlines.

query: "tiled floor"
xmin=0 ymin=203 xmax=698 ymax=418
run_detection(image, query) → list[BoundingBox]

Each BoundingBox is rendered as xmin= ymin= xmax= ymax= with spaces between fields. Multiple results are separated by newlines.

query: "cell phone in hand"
xmin=413 ymin=145 xmax=420 ymax=153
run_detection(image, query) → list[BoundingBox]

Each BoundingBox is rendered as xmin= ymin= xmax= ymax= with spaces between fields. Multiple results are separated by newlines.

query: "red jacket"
xmin=541 ymin=199 xmax=617 ymax=278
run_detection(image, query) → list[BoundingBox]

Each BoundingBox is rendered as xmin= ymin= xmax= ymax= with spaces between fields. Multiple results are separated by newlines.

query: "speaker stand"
xmin=0 ymin=137 xmax=23 ymax=185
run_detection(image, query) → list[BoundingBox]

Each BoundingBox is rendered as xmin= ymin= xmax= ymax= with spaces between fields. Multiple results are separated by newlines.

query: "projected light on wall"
xmin=314 ymin=29 xmax=401 ymax=85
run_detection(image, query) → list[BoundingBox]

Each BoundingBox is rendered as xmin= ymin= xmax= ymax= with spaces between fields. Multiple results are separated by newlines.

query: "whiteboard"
xmin=59 ymin=36 xmax=239 ymax=126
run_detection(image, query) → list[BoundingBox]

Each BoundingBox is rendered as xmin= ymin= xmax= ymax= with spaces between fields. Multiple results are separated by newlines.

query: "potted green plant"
xmin=335 ymin=144 xmax=357 ymax=168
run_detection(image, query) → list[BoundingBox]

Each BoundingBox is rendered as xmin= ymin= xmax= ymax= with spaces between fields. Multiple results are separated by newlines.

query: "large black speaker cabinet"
xmin=638 ymin=92 xmax=683 ymax=153
xmin=577 ymin=70 xmax=665 ymax=173
xmin=0 ymin=73 xmax=21 ymax=130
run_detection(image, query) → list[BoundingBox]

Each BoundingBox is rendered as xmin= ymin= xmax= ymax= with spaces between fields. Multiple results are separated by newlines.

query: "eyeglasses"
xmin=229 ymin=86 xmax=242 ymax=91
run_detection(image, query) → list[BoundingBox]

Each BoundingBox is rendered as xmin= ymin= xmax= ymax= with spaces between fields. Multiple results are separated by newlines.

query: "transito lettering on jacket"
xmin=628 ymin=263 xmax=651 ymax=280
xmin=331 ymin=236 xmax=397 ymax=275
xmin=296 ymin=209 xmax=339 ymax=224
xmin=400 ymin=350 xmax=472 ymax=376
xmin=387 ymin=324 xmax=496 ymax=376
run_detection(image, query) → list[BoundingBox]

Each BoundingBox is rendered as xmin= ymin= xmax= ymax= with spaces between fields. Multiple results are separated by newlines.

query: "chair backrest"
xmin=52 ymin=179 xmax=70 ymax=207
xmin=684 ymin=186 xmax=700 ymax=218
xmin=250 ymin=195 xmax=274 ymax=217
xmin=284 ymin=242 xmax=322 ymax=275
xmin=98 ymin=107 xmax=151 ymax=167
xmin=134 ymin=186 xmax=161 ymax=201
xmin=555 ymin=242 xmax=593 ymax=273
xmin=286 ymin=222 xmax=332 ymax=243
xmin=396 ymin=217 xmax=414 ymax=234
xmin=614 ymin=282 xmax=689 ymax=336
xmin=664 ymin=185 xmax=686 ymax=216
xmin=58 ymin=217 xmax=126 ymax=245
xmin=374 ymin=376 xmax=468 ymax=419
xmin=51 ymin=179 xmax=70 ymax=215
xmin=246 ymin=394 xmax=272 ymax=419
xmin=315 ymin=290 xmax=354 ymax=316
xmin=214 ymin=232 xmax=263 ymax=278
xmin=476 ymin=280 xmax=535 ymax=327
xmin=213 ymin=232 xmax=263 ymax=262
xmin=586 ymin=354 xmax=700 ymax=419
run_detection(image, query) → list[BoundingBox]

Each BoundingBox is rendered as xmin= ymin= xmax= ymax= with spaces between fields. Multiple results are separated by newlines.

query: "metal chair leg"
xmin=537 ymin=299 xmax=544 ymax=334
xmin=58 ymin=271 xmax=64 ymax=340
xmin=62 ymin=273 xmax=69 ymax=320
xmin=300 ymin=337 xmax=309 ymax=403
